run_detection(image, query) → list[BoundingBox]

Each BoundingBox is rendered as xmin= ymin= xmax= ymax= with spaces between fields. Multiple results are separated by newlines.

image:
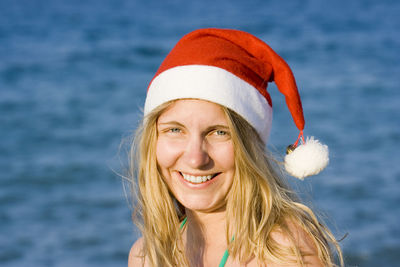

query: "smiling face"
xmin=156 ymin=99 xmax=235 ymax=213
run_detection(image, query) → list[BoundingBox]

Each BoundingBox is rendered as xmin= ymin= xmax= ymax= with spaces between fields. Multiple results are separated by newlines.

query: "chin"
xmin=177 ymin=195 xmax=226 ymax=213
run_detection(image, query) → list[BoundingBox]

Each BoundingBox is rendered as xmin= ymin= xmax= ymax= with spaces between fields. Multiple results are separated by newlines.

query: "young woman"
xmin=128 ymin=28 xmax=343 ymax=266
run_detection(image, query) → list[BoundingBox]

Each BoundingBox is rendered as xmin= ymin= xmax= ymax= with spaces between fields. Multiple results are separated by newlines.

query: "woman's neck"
xmin=183 ymin=208 xmax=229 ymax=266
xmin=186 ymin=209 xmax=227 ymax=243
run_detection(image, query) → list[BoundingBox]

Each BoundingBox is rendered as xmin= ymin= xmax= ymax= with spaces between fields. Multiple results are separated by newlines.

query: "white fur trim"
xmin=145 ymin=65 xmax=272 ymax=142
xmin=284 ymin=137 xmax=329 ymax=179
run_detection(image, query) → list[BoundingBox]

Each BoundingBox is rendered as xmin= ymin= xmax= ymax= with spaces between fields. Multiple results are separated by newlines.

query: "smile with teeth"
xmin=180 ymin=172 xmax=218 ymax=184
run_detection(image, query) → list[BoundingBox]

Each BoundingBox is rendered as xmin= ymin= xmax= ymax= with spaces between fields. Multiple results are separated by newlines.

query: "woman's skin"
xmin=128 ymin=100 xmax=323 ymax=267
xmin=156 ymin=99 xmax=235 ymax=266
xmin=156 ymin=99 xmax=235 ymax=214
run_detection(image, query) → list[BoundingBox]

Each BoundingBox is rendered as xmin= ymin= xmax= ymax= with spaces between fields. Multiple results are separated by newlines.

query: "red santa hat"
xmin=144 ymin=28 xmax=328 ymax=179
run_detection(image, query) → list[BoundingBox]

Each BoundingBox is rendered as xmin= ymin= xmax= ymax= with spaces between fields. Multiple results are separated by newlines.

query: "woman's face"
xmin=156 ymin=99 xmax=235 ymax=213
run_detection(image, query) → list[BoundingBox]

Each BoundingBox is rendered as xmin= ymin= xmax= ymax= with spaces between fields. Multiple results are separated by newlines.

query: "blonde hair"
xmin=129 ymin=100 xmax=343 ymax=266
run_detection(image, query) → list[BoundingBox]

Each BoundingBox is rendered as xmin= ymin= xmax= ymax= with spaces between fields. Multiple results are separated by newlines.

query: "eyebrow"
xmin=157 ymin=121 xmax=185 ymax=127
xmin=157 ymin=121 xmax=230 ymax=131
xmin=205 ymin=125 xmax=230 ymax=131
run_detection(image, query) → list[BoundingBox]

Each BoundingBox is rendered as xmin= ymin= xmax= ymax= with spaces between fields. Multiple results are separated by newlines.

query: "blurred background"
xmin=0 ymin=0 xmax=399 ymax=266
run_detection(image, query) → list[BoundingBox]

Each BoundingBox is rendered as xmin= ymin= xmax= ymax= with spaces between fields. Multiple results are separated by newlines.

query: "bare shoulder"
xmin=228 ymin=221 xmax=325 ymax=267
xmin=128 ymin=237 xmax=149 ymax=267
xmin=268 ymin=221 xmax=324 ymax=267
xmin=270 ymin=220 xmax=317 ymax=251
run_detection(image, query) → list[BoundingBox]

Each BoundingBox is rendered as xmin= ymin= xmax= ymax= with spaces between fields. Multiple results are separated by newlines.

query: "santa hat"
xmin=144 ymin=28 xmax=328 ymax=179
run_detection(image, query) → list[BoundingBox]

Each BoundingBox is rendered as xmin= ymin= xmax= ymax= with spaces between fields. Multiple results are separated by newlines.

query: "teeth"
xmin=181 ymin=173 xmax=214 ymax=184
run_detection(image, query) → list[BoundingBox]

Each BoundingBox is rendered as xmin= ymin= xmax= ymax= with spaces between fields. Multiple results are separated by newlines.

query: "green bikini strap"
xmin=180 ymin=217 xmax=188 ymax=229
xmin=179 ymin=217 xmax=231 ymax=267
xmin=218 ymin=249 xmax=229 ymax=267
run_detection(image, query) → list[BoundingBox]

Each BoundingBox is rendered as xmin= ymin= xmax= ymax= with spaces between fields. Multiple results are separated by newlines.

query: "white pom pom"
xmin=284 ymin=136 xmax=329 ymax=180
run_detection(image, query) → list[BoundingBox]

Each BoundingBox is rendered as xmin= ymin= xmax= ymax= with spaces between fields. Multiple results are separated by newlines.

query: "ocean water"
xmin=0 ymin=0 xmax=399 ymax=266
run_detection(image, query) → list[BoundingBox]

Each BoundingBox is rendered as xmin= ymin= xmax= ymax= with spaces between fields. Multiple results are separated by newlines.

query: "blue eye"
xmin=170 ymin=128 xmax=181 ymax=133
xmin=208 ymin=129 xmax=230 ymax=141
xmin=216 ymin=130 xmax=227 ymax=135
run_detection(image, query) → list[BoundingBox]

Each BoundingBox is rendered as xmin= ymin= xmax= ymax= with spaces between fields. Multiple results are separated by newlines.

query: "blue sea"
xmin=1 ymin=0 xmax=399 ymax=266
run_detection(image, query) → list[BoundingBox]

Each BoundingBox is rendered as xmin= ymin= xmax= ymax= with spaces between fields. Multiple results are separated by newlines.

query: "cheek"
xmin=210 ymin=142 xmax=235 ymax=170
xmin=156 ymin=137 xmax=183 ymax=170
xmin=224 ymin=147 xmax=235 ymax=170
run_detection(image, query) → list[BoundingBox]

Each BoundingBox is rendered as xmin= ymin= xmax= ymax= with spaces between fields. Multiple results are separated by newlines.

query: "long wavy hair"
xmin=129 ymin=100 xmax=343 ymax=266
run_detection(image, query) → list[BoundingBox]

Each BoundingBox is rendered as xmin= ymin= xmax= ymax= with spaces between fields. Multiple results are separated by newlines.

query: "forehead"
xmin=158 ymin=99 xmax=229 ymax=125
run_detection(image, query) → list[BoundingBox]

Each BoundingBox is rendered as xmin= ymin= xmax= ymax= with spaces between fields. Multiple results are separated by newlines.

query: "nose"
xmin=183 ymin=135 xmax=211 ymax=169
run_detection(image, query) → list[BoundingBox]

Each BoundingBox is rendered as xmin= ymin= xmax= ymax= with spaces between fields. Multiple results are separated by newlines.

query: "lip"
xmin=177 ymin=171 xmax=220 ymax=188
